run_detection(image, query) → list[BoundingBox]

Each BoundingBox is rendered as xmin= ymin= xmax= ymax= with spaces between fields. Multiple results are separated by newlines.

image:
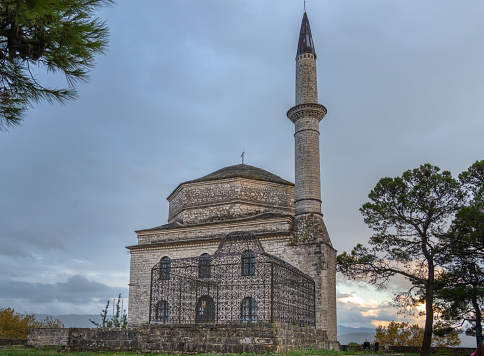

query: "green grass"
xmin=0 ymin=348 xmax=372 ymax=356
xmin=0 ymin=348 xmax=417 ymax=356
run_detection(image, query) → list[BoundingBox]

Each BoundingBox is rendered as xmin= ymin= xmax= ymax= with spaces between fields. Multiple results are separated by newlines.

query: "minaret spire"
xmin=288 ymin=11 xmax=328 ymax=226
xmin=297 ymin=12 xmax=316 ymax=56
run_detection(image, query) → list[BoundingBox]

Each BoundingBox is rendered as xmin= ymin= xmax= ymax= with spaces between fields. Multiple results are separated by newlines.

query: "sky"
xmin=1 ymin=0 xmax=484 ymax=335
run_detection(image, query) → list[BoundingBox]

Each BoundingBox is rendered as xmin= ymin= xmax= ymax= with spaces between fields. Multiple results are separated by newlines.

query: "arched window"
xmin=198 ymin=253 xmax=211 ymax=279
xmin=160 ymin=256 xmax=171 ymax=280
xmin=195 ymin=295 xmax=215 ymax=323
xmin=241 ymin=250 xmax=255 ymax=276
xmin=241 ymin=297 xmax=257 ymax=323
xmin=155 ymin=300 xmax=170 ymax=324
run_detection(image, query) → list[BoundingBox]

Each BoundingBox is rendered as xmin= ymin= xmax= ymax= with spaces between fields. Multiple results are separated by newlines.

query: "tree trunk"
xmin=421 ymin=271 xmax=434 ymax=356
xmin=471 ymin=295 xmax=482 ymax=346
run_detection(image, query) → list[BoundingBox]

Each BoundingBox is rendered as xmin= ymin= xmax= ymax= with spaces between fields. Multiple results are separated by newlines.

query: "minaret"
xmin=287 ymin=12 xmax=330 ymax=245
xmin=287 ymin=12 xmax=337 ymax=346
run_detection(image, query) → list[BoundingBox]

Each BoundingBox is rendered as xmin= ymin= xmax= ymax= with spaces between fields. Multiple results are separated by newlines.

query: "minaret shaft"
xmin=288 ymin=13 xmax=327 ymax=217
xmin=294 ymin=116 xmax=322 ymax=214
xmin=289 ymin=55 xmax=326 ymax=215
xmin=296 ymin=55 xmax=318 ymax=105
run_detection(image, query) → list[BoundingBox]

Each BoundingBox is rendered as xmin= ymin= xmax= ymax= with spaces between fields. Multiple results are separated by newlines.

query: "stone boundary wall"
xmin=28 ymin=328 xmax=137 ymax=351
xmin=28 ymin=328 xmax=69 ymax=347
xmin=138 ymin=323 xmax=328 ymax=353
xmin=67 ymin=328 xmax=138 ymax=351
xmin=28 ymin=323 xmax=328 ymax=353
xmin=0 ymin=338 xmax=27 ymax=346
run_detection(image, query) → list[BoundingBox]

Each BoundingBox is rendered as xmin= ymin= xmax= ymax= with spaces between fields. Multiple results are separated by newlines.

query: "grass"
xmin=0 ymin=348 xmax=380 ymax=356
xmin=0 ymin=348 xmax=419 ymax=356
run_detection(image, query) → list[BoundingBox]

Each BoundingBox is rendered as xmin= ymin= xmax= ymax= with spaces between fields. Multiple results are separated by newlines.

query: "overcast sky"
xmin=1 ymin=0 xmax=483 ymax=334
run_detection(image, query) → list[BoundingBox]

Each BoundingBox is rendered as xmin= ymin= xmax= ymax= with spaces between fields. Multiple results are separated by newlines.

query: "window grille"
xmin=241 ymin=297 xmax=257 ymax=323
xmin=160 ymin=256 xmax=171 ymax=280
xmin=241 ymin=250 xmax=255 ymax=276
xmin=198 ymin=253 xmax=211 ymax=279
xmin=150 ymin=231 xmax=315 ymax=327
xmin=155 ymin=300 xmax=170 ymax=323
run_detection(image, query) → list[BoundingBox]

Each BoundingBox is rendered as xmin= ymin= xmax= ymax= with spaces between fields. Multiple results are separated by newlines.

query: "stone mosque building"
xmin=127 ymin=12 xmax=337 ymax=346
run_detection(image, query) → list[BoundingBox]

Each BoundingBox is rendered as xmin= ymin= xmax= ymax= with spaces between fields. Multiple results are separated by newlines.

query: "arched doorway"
xmin=195 ymin=295 xmax=215 ymax=323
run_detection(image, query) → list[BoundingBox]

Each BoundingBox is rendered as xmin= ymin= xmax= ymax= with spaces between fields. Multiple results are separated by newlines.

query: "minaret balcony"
xmin=287 ymin=103 xmax=327 ymax=124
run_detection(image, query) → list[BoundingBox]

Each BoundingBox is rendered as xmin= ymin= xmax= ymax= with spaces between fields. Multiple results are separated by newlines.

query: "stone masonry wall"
xmin=67 ymin=328 xmax=138 ymax=351
xmin=28 ymin=328 xmax=69 ymax=347
xmin=28 ymin=328 xmax=138 ymax=351
xmin=168 ymin=178 xmax=294 ymax=225
xmin=138 ymin=323 xmax=328 ymax=353
xmin=296 ymin=53 xmax=318 ymax=105
xmin=178 ymin=202 xmax=291 ymax=226
xmin=137 ymin=215 xmax=292 ymax=245
xmin=294 ymin=116 xmax=322 ymax=214
xmin=28 ymin=324 xmax=328 ymax=353
xmin=0 ymin=338 xmax=27 ymax=346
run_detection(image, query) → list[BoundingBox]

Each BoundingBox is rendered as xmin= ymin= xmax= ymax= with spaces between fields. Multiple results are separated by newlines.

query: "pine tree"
xmin=338 ymin=164 xmax=465 ymax=356
xmin=0 ymin=0 xmax=113 ymax=130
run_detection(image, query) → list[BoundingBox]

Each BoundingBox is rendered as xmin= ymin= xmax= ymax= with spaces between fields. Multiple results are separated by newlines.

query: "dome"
xmin=166 ymin=164 xmax=295 ymax=226
xmin=181 ymin=164 xmax=293 ymax=186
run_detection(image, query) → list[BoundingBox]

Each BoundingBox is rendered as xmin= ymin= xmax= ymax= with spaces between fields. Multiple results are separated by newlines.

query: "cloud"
xmin=0 ymin=275 xmax=127 ymax=315
xmin=337 ymin=290 xmax=425 ymax=329
xmin=0 ymin=226 xmax=66 ymax=258
xmin=1 ymin=0 xmax=484 ymax=320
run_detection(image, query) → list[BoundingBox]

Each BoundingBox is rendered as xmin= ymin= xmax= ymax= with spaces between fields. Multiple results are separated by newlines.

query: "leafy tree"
xmin=337 ymin=164 xmax=465 ymax=356
xmin=0 ymin=0 xmax=113 ymax=130
xmin=0 ymin=307 xmax=63 ymax=339
xmin=375 ymin=321 xmax=461 ymax=347
xmin=90 ymin=293 xmax=127 ymax=328
xmin=375 ymin=321 xmax=423 ymax=347
xmin=435 ymin=161 xmax=484 ymax=346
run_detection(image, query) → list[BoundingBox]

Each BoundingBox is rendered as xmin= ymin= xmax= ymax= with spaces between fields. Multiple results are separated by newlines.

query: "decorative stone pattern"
xmin=168 ymin=178 xmax=294 ymax=225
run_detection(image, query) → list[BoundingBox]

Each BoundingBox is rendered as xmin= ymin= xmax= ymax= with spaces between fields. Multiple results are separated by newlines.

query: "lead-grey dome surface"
xmin=182 ymin=164 xmax=294 ymax=186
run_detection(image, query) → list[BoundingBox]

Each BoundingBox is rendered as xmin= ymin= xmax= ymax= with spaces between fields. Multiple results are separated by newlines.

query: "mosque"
xmin=127 ymin=12 xmax=337 ymax=346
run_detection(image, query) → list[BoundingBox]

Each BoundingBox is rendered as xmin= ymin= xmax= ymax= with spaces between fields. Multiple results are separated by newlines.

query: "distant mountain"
xmin=338 ymin=325 xmax=375 ymax=335
xmin=338 ymin=332 xmax=375 ymax=345
xmin=37 ymin=314 xmax=102 ymax=328
xmin=337 ymin=325 xmax=375 ymax=345
xmin=337 ymin=324 xmax=477 ymax=348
